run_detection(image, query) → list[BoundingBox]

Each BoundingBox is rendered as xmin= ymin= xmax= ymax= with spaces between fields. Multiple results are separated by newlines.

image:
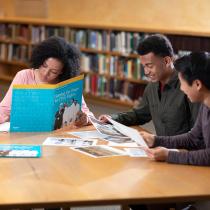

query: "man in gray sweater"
xmin=142 ymin=52 xmax=210 ymax=167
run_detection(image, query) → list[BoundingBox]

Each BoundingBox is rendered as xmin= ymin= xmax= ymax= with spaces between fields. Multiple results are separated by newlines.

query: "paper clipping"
xmin=43 ymin=137 xmax=97 ymax=147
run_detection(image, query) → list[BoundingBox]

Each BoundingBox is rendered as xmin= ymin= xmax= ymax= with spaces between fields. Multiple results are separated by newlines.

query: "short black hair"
xmin=30 ymin=36 xmax=81 ymax=82
xmin=137 ymin=34 xmax=174 ymax=57
xmin=174 ymin=52 xmax=210 ymax=90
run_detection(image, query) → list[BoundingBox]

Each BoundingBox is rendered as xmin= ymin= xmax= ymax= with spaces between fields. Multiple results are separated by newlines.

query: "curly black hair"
xmin=30 ymin=36 xmax=81 ymax=82
xmin=137 ymin=34 xmax=174 ymax=57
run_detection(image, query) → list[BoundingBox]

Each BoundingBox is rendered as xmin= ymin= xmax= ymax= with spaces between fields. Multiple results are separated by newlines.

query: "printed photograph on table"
xmin=71 ymin=145 xmax=126 ymax=158
xmin=103 ymin=135 xmax=134 ymax=143
xmin=43 ymin=137 xmax=97 ymax=147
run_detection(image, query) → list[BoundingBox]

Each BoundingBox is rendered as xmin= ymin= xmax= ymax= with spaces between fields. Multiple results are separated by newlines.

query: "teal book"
xmin=0 ymin=144 xmax=41 ymax=158
xmin=10 ymin=75 xmax=84 ymax=132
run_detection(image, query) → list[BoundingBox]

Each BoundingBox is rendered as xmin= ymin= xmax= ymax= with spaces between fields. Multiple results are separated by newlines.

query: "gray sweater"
xmin=154 ymin=104 xmax=210 ymax=166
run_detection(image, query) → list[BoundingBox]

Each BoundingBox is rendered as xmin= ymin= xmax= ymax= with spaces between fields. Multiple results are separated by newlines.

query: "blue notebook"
xmin=10 ymin=75 xmax=84 ymax=132
xmin=0 ymin=144 xmax=42 ymax=158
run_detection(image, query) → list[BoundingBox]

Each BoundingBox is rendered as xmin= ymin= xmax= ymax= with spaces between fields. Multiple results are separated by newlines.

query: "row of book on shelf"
xmin=0 ymin=23 xmax=199 ymax=60
xmin=81 ymin=53 xmax=144 ymax=79
xmin=0 ymin=23 xmax=145 ymax=53
xmin=84 ymin=74 xmax=146 ymax=102
xmin=0 ymin=43 xmax=29 ymax=62
xmin=0 ymin=44 xmax=190 ymax=84
xmin=0 ymin=41 xmax=192 ymax=66
xmin=0 ymin=42 xmax=147 ymax=81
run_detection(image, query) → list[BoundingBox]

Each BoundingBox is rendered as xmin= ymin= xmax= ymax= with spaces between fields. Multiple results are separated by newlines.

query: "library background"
xmin=1 ymin=0 xmax=210 ymax=129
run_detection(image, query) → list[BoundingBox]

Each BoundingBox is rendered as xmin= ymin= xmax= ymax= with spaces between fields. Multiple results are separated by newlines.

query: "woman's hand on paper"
xmin=139 ymin=131 xmax=155 ymax=147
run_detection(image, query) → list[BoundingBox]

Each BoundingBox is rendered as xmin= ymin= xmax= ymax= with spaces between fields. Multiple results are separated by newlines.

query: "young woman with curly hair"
xmin=0 ymin=36 xmax=92 ymax=127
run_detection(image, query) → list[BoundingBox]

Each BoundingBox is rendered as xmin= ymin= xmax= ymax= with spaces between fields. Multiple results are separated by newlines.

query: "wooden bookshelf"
xmin=1 ymin=18 xmax=210 ymax=107
xmin=84 ymin=94 xmax=134 ymax=108
xmin=0 ymin=74 xmax=13 ymax=82
xmin=80 ymin=48 xmax=140 ymax=58
xmin=0 ymin=59 xmax=28 ymax=67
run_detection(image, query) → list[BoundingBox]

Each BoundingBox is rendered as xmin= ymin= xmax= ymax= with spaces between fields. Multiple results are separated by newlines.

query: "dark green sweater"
xmin=112 ymin=72 xmax=200 ymax=136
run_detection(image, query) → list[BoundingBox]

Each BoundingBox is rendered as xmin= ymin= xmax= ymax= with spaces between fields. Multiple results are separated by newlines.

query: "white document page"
xmin=0 ymin=122 xmax=10 ymax=132
xmin=107 ymin=118 xmax=148 ymax=147
xmin=68 ymin=130 xmax=107 ymax=139
xmin=124 ymin=148 xmax=148 ymax=157
xmin=107 ymin=141 xmax=139 ymax=147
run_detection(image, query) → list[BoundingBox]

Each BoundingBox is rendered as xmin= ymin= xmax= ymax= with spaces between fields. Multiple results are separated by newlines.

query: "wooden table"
xmin=0 ymin=126 xmax=210 ymax=209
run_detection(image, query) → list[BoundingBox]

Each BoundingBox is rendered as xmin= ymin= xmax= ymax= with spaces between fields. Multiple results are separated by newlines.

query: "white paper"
xmin=0 ymin=122 xmax=10 ymax=132
xmin=71 ymin=145 xmax=127 ymax=158
xmin=43 ymin=137 xmax=97 ymax=147
xmin=107 ymin=141 xmax=139 ymax=147
xmin=68 ymin=130 xmax=107 ymax=139
xmin=124 ymin=148 xmax=148 ymax=157
xmin=107 ymin=118 xmax=148 ymax=147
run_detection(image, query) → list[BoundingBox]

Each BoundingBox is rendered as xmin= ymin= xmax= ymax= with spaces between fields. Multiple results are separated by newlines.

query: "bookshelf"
xmin=1 ymin=18 xmax=210 ymax=107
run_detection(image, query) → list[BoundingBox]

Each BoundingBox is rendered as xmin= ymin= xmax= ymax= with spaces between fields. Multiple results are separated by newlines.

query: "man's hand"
xmin=144 ymin=147 xmax=169 ymax=162
xmin=140 ymin=131 xmax=155 ymax=147
xmin=98 ymin=114 xmax=111 ymax=123
xmin=75 ymin=111 xmax=89 ymax=127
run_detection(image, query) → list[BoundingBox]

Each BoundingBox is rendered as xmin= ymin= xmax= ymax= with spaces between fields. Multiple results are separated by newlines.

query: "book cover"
xmin=10 ymin=75 xmax=84 ymax=132
xmin=0 ymin=144 xmax=41 ymax=158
